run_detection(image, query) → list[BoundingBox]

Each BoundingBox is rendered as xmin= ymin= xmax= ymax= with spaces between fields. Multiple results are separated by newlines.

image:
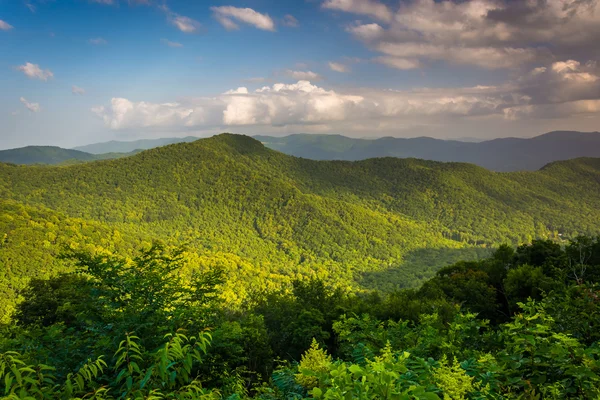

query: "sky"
xmin=2 ymin=0 xmax=600 ymax=149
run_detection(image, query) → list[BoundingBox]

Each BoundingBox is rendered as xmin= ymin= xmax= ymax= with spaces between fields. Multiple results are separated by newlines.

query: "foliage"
xmin=2 ymin=134 xmax=600 ymax=319
xmin=295 ymin=339 xmax=332 ymax=389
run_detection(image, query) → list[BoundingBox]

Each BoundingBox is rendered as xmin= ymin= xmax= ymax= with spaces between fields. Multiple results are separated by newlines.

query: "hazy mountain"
xmin=73 ymin=136 xmax=200 ymax=154
xmin=254 ymin=131 xmax=600 ymax=171
xmin=0 ymin=146 xmax=138 ymax=165
xmin=0 ymin=146 xmax=100 ymax=165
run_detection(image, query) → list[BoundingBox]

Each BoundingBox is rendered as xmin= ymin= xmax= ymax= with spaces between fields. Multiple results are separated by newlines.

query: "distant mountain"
xmin=0 ymin=146 xmax=138 ymax=165
xmin=73 ymin=136 xmax=199 ymax=154
xmin=254 ymin=131 xmax=600 ymax=171
xmin=0 ymin=146 xmax=99 ymax=165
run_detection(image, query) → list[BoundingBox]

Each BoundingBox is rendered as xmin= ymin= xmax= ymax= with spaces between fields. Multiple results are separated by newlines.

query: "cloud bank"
xmin=339 ymin=0 xmax=600 ymax=70
xmin=91 ymin=58 xmax=600 ymax=134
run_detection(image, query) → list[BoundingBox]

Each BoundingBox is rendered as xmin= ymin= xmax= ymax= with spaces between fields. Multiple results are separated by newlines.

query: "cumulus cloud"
xmin=0 ymin=20 xmax=14 ymax=31
xmin=89 ymin=37 xmax=108 ymax=45
xmin=211 ymin=6 xmax=275 ymax=31
xmin=72 ymin=85 xmax=86 ymax=95
xmin=161 ymin=38 xmax=183 ymax=48
xmin=91 ymin=58 xmax=600 ymax=133
xmin=323 ymin=0 xmax=392 ymax=23
xmin=285 ymin=70 xmax=323 ymax=81
xmin=16 ymin=62 xmax=54 ymax=81
xmin=342 ymin=0 xmax=600 ymax=70
xmin=329 ymin=62 xmax=349 ymax=73
xmin=20 ymin=97 xmax=40 ymax=112
xmin=282 ymin=14 xmax=299 ymax=27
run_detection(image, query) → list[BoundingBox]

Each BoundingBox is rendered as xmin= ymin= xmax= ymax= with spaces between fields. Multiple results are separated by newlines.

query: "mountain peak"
xmin=207 ymin=133 xmax=269 ymax=154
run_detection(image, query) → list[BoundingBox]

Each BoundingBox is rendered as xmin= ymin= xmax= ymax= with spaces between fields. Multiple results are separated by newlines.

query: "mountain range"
xmin=1 ymin=133 xmax=600 ymax=319
xmin=0 ymin=146 xmax=138 ymax=165
xmin=255 ymin=130 xmax=600 ymax=171
xmin=2 ymin=131 xmax=599 ymax=171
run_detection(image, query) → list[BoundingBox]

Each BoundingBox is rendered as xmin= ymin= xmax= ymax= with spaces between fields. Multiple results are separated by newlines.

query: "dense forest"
xmin=1 ymin=236 xmax=600 ymax=398
xmin=1 ymin=134 xmax=600 ymax=397
xmin=0 ymin=146 xmax=137 ymax=166
xmin=1 ymin=134 xmax=600 ymax=321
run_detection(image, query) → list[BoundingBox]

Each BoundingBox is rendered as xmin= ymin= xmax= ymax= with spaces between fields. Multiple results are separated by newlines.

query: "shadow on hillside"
xmin=357 ymin=247 xmax=494 ymax=293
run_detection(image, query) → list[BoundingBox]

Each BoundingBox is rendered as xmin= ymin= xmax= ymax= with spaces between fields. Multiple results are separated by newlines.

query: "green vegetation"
xmin=0 ymin=146 xmax=137 ymax=165
xmin=1 ymin=135 xmax=600 ymax=397
xmin=1 ymin=134 xmax=600 ymax=320
xmin=1 ymin=236 xmax=600 ymax=398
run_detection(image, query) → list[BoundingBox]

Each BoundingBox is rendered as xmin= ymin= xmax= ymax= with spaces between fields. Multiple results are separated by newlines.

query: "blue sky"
xmin=2 ymin=0 xmax=600 ymax=149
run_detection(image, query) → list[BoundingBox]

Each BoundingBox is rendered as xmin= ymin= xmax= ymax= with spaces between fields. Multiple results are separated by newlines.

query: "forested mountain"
xmin=0 ymin=145 xmax=137 ymax=165
xmin=7 ymin=131 xmax=599 ymax=169
xmin=73 ymin=135 xmax=199 ymax=154
xmin=0 ymin=146 xmax=95 ymax=165
xmin=1 ymin=133 xmax=600 ymax=321
xmin=2 ymin=134 xmax=600 ymax=398
xmin=255 ymin=130 xmax=600 ymax=171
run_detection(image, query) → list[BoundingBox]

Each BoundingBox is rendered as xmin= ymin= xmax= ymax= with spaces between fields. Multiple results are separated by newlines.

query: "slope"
xmin=0 ymin=146 xmax=138 ymax=165
xmin=1 ymin=134 xmax=600 ymax=318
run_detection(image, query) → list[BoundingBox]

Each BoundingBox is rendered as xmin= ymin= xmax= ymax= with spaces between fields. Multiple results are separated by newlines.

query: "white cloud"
xmin=282 ymin=14 xmax=299 ymax=27
xmin=16 ymin=62 xmax=54 ymax=81
xmin=375 ymin=56 xmax=420 ymax=70
xmin=340 ymin=0 xmax=600 ymax=70
xmin=72 ymin=85 xmax=86 ymax=95
xmin=25 ymin=3 xmax=36 ymax=12
xmin=0 ymin=20 xmax=14 ymax=31
xmin=161 ymin=38 xmax=183 ymax=48
xmin=159 ymin=4 xmax=201 ymax=33
xmin=285 ymin=70 xmax=323 ymax=81
xmin=89 ymin=37 xmax=108 ymax=45
xmin=90 ymin=59 xmax=600 ymax=134
xmin=170 ymin=15 xmax=201 ymax=33
xmin=323 ymin=0 xmax=392 ymax=23
xmin=329 ymin=62 xmax=349 ymax=73
xmin=91 ymin=0 xmax=114 ymax=4
xmin=20 ymin=97 xmax=40 ymax=113
xmin=211 ymin=6 xmax=275 ymax=31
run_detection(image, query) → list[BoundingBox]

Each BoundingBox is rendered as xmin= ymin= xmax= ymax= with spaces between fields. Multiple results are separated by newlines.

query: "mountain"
xmin=0 ymin=146 xmax=138 ymax=165
xmin=254 ymin=131 xmax=600 ymax=171
xmin=1 ymin=133 xmax=600 ymax=319
xmin=10 ymin=131 xmax=598 ymax=169
xmin=73 ymin=136 xmax=200 ymax=154
xmin=0 ymin=146 xmax=99 ymax=165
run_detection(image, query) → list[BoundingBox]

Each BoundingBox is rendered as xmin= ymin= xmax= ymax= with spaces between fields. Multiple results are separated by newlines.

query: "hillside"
xmin=0 ymin=146 xmax=99 ymax=165
xmin=6 ymin=131 xmax=599 ymax=169
xmin=1 ymin=134 xmax=600 ymax=320
xmin=255 ymin=130 xmax=600 ymax=171
xmin=73 ymin=136 xmax=199 ymax=154
xmin=0 ymin=146 xmax=137 ymax=165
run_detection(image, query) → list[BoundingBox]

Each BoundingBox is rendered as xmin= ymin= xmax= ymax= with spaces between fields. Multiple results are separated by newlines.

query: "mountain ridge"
xmin=1 ymin=133 xmax=600 ymax=317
